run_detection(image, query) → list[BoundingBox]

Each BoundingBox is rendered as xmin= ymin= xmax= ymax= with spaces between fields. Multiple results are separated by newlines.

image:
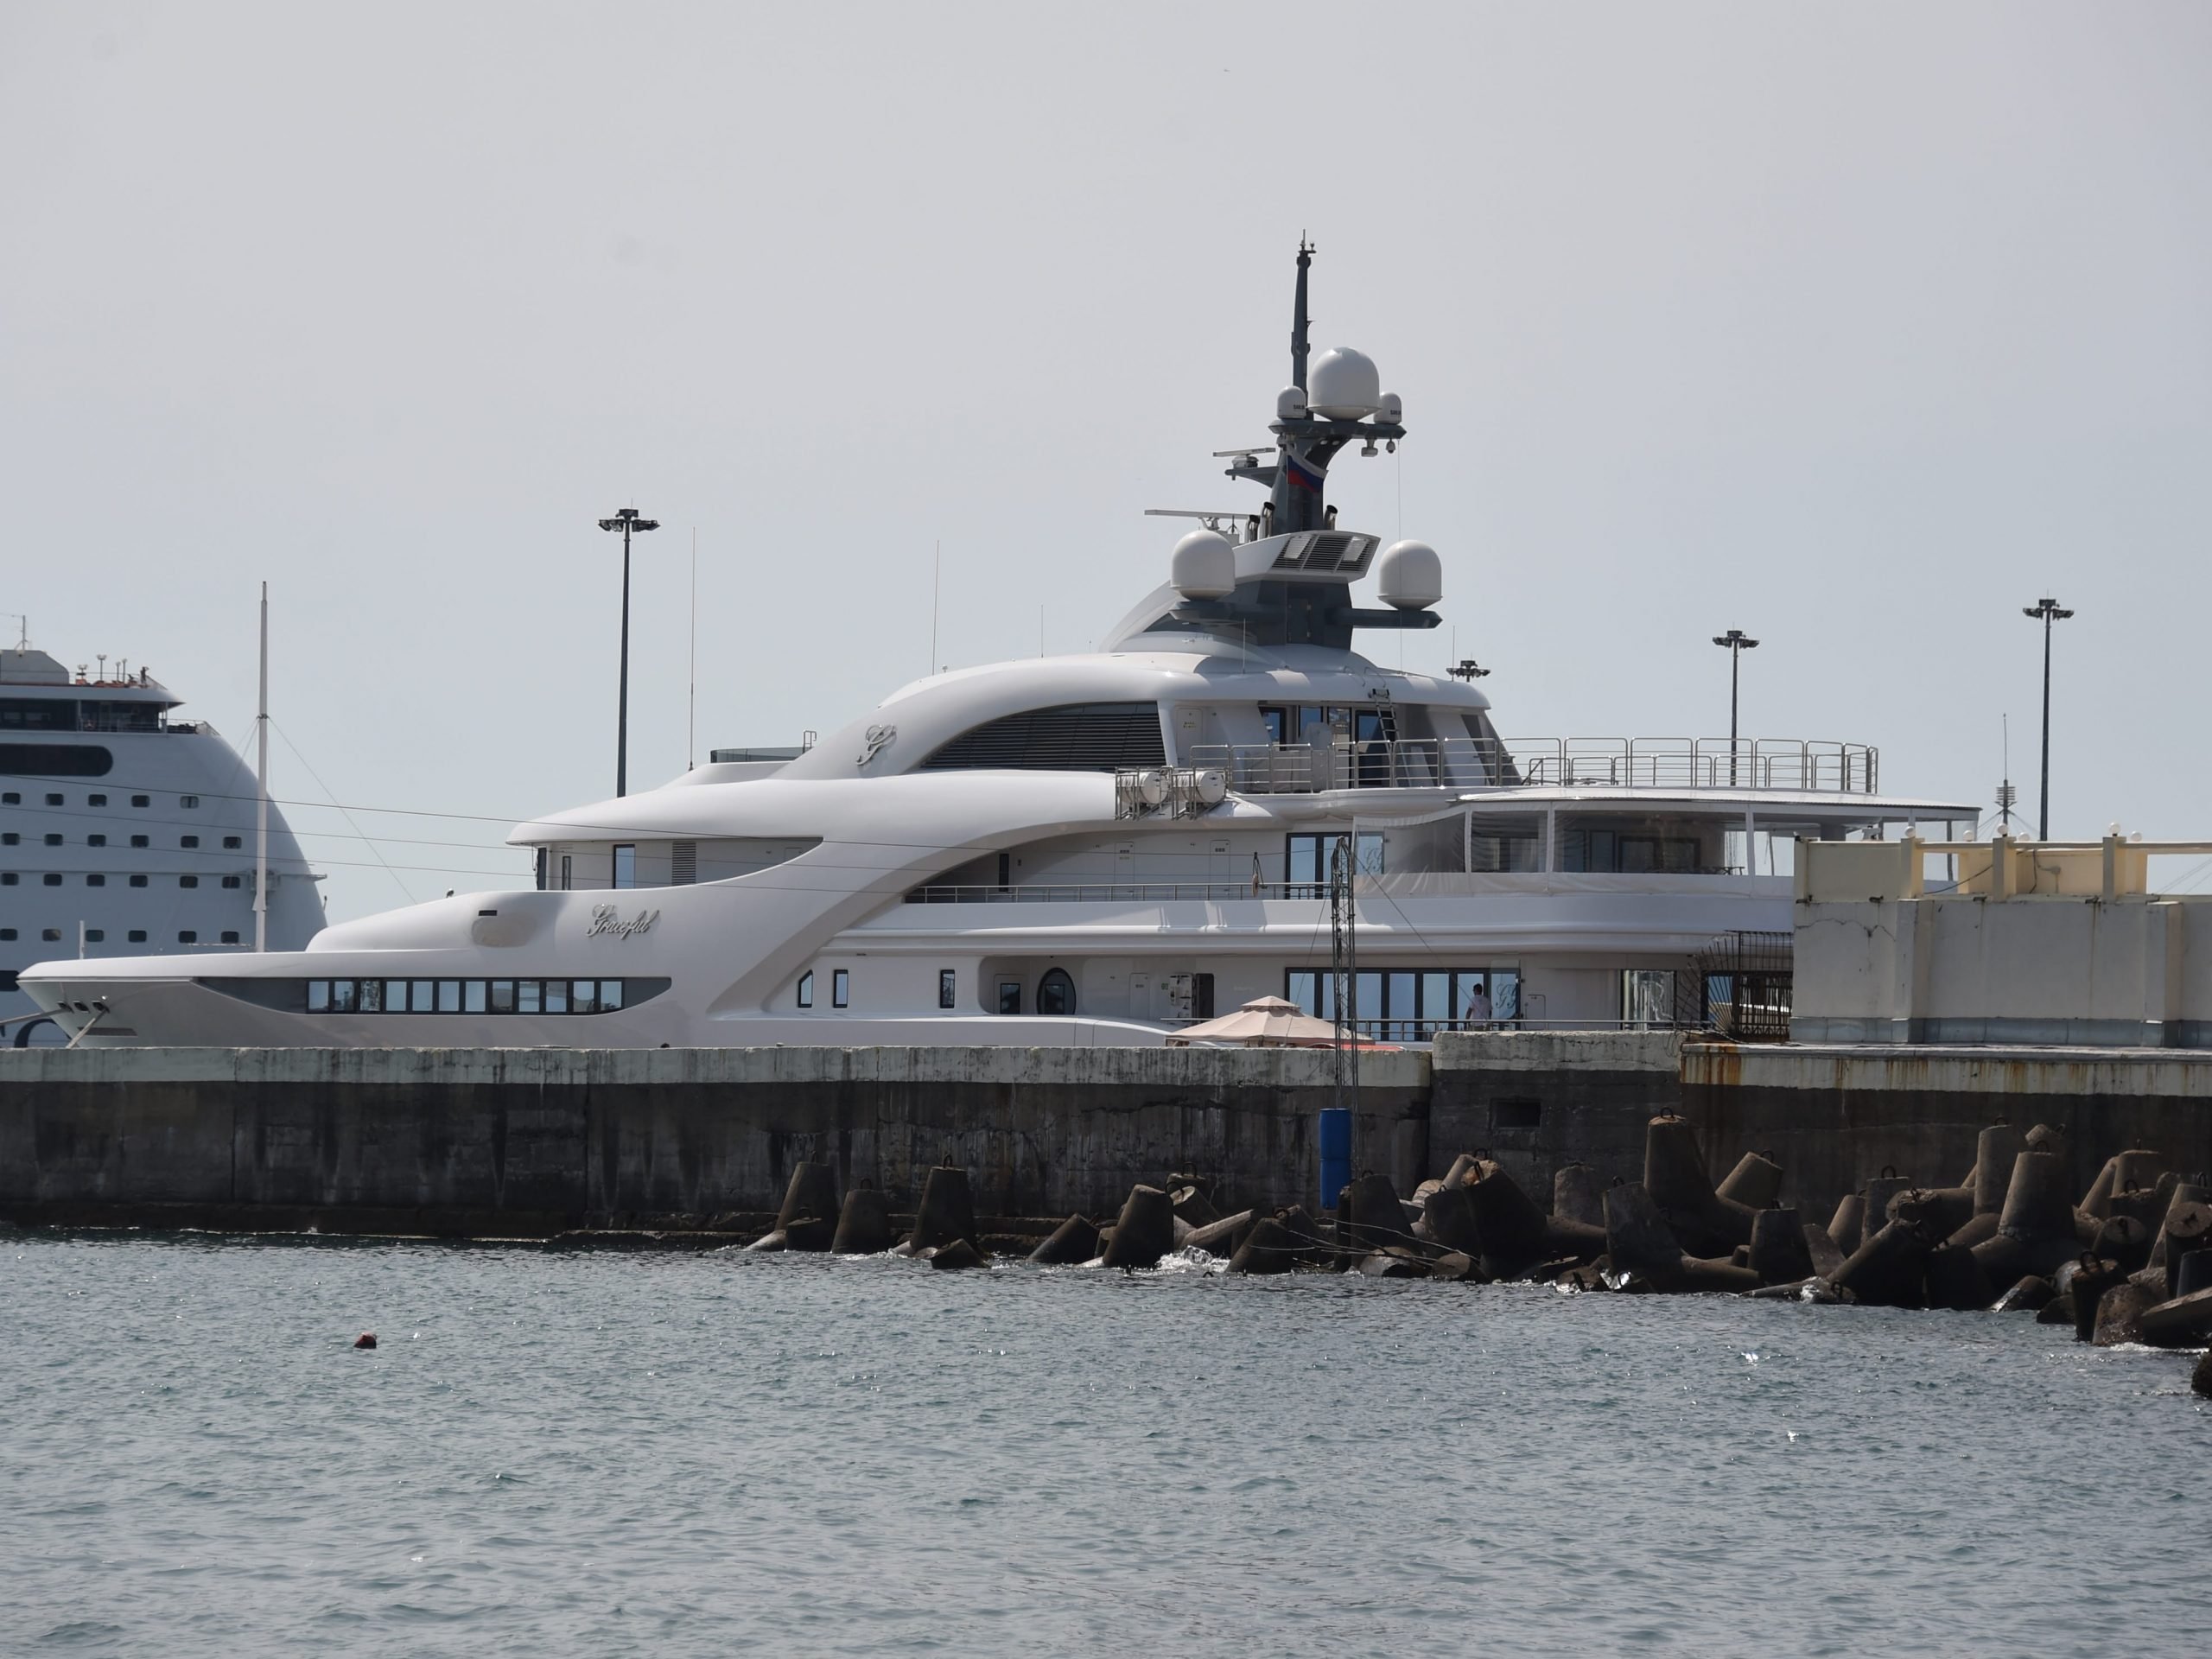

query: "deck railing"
xmin=1174 ymin=736 xmax=1878 ymax=796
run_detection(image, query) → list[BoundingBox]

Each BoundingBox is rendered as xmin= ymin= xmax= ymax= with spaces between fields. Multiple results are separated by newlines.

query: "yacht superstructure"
xmin=2 ymin=642 xmax=322 ymax=1042
xmin=22 ymin=249 xmax=1972 ymax=1048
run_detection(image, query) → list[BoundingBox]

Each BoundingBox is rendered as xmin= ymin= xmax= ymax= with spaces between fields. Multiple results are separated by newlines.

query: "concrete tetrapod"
xmin=2146 ymin=1186 xmax=2208 ymax=1275
xmin=2153 ymin=1200 xmax=2211 ymax=1295
xmin=1101 ymin=1185 xmax=1177 ymax=1270
xmin=2060 ymin=1258 xmax=2125 ymax=1343
xmin=1554 ymin=1162 xmax=1606 ymax=1231
xmin=908 ymin=1166 xmax=978 ymax=1255
xmin=1974 ymin=1152 xmax=2082 ymax=1284
xmin=1337 ymin=1173 xmax=1413 ymax=1255
xmin=1802 ymin=1223 xmax=1847 ymax=1280
xmin=1181 ymin=1209 xmax=1255 ymax=1259
xmin=927 ymin=1238 xmax=986 ymax=1272
xmin=2091 ymin=1280 xmax=2157 ymax=1346
xmin=2177 ymin=1247 xmax=2212 ymax=1300
xmin=1599 ymin=1183 xmax=1756 ymax=1291
xmin=1923 ymin=1243 xmax=1995 ymax=1312
xmin=1027 ymin=1214 xmax=1100 ymax=1266
xmin=1643 ymin=1116 xmax=1757 ymax=1256
xmin=1972 ymin=1124 xmax=2024 ymax=1217
xmin=2137 ymin=1285 xmax=2212 ymax=1344
xmin=1464 ymin=1160 xmax=1554 ymax=1277
xmin=1828 ymin=1220 xmax=1934 ymax=1309
xmin=1992 ymin=1274 xmax=2056 ymax=1313
xmin=1716 ymin=1153 xmax=1784 ymax=1212
xmin=1891 ymin=1186 xmax=1974 ymax=1242
xmin=2092 ymin=1217 xmax=2152 ymax=1276
xmin=2195 ymin=1351 xmax=2212 ymax=1399
xmin=1229 ymin=1216 xmax=1303 ymax=1274
xmin=830 ymin=1186 xmax=895 ymax=1255
xmin=1862 ymin=1177 xmax=1913 ymax=1243
xmin=771 ymin=1160 xmax=840 ymax=1252
xmin=1827 ymin=1193 xmax=1867 ymax=1258
xmin=1747 ymin=1208 xmax=1814 ymax=1287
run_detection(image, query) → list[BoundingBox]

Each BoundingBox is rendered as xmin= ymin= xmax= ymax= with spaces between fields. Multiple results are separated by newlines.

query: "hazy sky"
xmin=4 ymin=2 xmax=2209 ymax=921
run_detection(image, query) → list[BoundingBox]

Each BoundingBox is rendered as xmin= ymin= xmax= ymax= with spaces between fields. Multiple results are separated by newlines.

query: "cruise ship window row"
xmin=0 ymin=830 xmax=243 ymax=850
xmin=304 ymin=978 xmax=639 ymax=1015
xmin=1 ymin=790 xmax=172 ymax=809
xmin=0 ymin=926 xmax=228 ymax=944
xmin=3 ymin=873 xmax=245 ymax=887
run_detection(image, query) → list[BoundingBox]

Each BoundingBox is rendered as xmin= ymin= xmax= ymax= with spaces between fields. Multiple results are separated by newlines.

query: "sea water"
xmin=3 ymin=1233 xmax=2202 ymax=1656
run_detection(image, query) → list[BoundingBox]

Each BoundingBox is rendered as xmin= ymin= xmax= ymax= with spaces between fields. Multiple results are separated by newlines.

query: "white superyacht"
xmin=23 ymin=248 xmax=1973 ymax=1048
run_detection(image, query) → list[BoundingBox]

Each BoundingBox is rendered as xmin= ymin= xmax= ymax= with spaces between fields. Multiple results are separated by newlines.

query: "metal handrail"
xmin=1179 ymin=736 xmax=1878 ymax=796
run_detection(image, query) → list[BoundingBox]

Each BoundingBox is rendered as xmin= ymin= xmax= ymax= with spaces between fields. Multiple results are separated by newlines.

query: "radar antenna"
xmin=1292 ymin=236 xmax=1313 ymax=391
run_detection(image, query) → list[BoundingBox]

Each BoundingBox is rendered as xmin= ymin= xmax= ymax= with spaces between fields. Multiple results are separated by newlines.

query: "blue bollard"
xmin=1319 ymin=1107 xmax=1352 ymax=1213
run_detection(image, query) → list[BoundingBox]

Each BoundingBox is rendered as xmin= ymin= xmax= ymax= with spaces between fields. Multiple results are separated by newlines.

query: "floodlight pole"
xmin=2022 ymin=596 xmax=2073 ymax=840
xmin=598 ymin=507 xmax=659 ymax=797
xmin=1712 ymin=629 xmax=1758 ymax=785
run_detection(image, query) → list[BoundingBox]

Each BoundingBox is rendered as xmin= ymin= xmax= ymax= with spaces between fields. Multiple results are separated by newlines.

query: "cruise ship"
xmin=3 ymin=640 xmax=322 ymax=1042
xmin=22 ymin=248 xmax=1974 ymax=1048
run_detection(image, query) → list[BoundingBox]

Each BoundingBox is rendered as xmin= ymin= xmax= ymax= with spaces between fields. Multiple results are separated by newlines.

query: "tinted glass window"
xmin=831 ymin=969 xmax=849 ymax=1008
xmin=308 ymin=982 xmax=331 ymax=1012
xmin=543 ymin=980 xmax=568 ymax=1014
xmin=0 ymin=745 xmax=113 ymax=778
xmin=796 ymin=970 xmax=813 ymax=1008
xmin=600 ymin=980 xmax=623 ymax=1011
xmin=437 ymin=980 xmax=461 ymax=1013
xmin=518 ymin=980 xmax=542 ymax=1014
xmin=571 ymin=980 xmax=600 ymax=1014
xmin=490 ymin=980 xmax=517 ymax=1013
xmin=464 ymin=981 xmax=487 ymax=1013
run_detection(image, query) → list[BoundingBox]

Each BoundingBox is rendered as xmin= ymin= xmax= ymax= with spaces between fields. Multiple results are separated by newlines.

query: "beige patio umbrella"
xmin=1166 ymin=995 xmax=1395 ymax=1048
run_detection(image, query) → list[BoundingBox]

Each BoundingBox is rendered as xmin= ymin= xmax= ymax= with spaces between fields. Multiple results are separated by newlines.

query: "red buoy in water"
xmin=353 ymin=1332 xmax=377 ymax=1350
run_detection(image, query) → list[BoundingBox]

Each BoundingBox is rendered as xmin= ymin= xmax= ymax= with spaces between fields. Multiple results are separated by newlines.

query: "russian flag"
xmin=1284 ymin=450 xmax=1325 ymax=493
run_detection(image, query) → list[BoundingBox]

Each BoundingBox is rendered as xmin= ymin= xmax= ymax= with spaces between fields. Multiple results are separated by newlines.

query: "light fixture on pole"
xmin=2021 ymin=596 xmax=2072 ymax=840
xmin=597 ymin=506 xmax=659 ymax=797
xmin=1446 ymin=658 xmax=1491 ymax=683
xmin=1711 ymin=629 xmax=1758 ymax=785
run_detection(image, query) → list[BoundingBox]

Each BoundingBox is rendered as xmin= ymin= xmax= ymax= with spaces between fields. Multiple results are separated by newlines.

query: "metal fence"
xmin=1174 ymin=736 xmax=1878 ymax=796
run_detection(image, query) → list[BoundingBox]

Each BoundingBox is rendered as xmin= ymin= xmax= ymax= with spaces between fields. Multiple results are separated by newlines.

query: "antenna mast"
xmin=1291 ymin=236 xmax=1313 ymax=391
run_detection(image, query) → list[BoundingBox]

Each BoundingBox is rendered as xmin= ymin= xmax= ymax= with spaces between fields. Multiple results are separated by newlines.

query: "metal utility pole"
xmin=597 ymin=506 xmax=659 ymax=796
xmin=1711 ymin=629 xmax=1758 ymax=785
xmin=2021 ymin=597 xmax=2073 ymax=839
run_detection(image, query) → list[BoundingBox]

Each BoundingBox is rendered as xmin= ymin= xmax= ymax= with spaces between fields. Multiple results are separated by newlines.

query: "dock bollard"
xmin=908 ymin=1166 xmax=977 ymax=1255
xmin=830 ymin=1186 xmax=895 ymax=1255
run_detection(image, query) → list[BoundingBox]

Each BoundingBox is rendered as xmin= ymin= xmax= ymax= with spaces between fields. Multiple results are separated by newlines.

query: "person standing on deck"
xmin=1464 ymin=979 xmax=1491 ymax=1029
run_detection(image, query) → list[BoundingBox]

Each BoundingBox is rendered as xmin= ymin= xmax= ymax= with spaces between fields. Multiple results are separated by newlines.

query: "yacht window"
xmin=87 ymin=834 xmax=105 ymax=847
xmin=223 ymin=836 xmax=241 ymax=849
xmin=88 ymin=794 xmax=105 ymax=806
xmin=331 ymin=980 xmax=358 ymax=1012
xmin=1038 ymin=968 xmax=1076 ymax=1016
xmin=518 ymin=980 xmax=542 ymax=1014
xmin=490 ymin=980 xmax=516 ymax=1013
xmin=995 ymin=852 xmax=1012 ymax=890
xmin=308 ymin=982 xmax=331 ymax=1012
xmin=920 ymin=702 xmax=1166 ymax=772
xmin=130 ymin=835 xmax=148 ymax=848
xmin=0 ymin=833 xmax=14 ymax=844
xmin=0 ymin=874 xmax=14 ymax=886
xmin=0 ymin=791 xmax=15 ymax=803
xmin=181 ymin=835 xmax=199 ymax=849
xmin=437 ymin=980 xmax=462 ymax=1013
xmin=221 ymin=875 xmax=241 ymax=889
xmin=535 ymin=849 xmax=549 ymax=892
xmin=221 ymin=931 xmax=239 ymax=944
xmin=831 ymin=969 xmax=849 ymax=1009
xmin=0 ymin=927 xmax=13 ymax=940
xmin=378 ymin=979 xmax=404 ymax=1011
xmin=179 ymin=875 xmax=198 ymax=888
xmin=543 ymin=980 xmax=569 ymax=1014
xmin=613 ymin=844 xmax=637 ymax=890
xmin=998 ymin=980 xmax=1021 ymax=1015
xmin=571 ymin=980 xmax=600 ymax=1014
xmin=86 ymin=929 xmax=104 ymax=943
xmin=129 ymin=874 xmax=147 ymax=887
xmin=1285 ymin=831 xmax=1383 ymax=894
xmin=560 ymin=855 xmax=573 ymax=891
xmin=600 ymin=980 xmax=624 ymax=1011
xmin=127 ymin=929 xmax=146 ymax=944
xmin=86 ymin=874 xmax=105 ymax=887
xmin=938 ymin=969 xmax=957 ymax=1009
xmin=131 ymin=795 xmax=149 ymax=807
xmin=181 ymin=796 xmax=199 ymax=808
xmin=42 ymin=873 xmax=60 ymax=885
xmin=411 ymin=979 xmax=435 ymax=1011
xmin=464 ymin=981 xmax=487 ymax=1014
xmin=44 ymin=792 xmax=63 ymax=805
xmin=43 ymin=833 xmax=60 ymax=846
xmin=796 ymin=970 xmax=814 ymax=1009
xmin=177 ymin=931 xmax=196 ymax=943
xmin=43 ymin=927 xmax=63 ymax=941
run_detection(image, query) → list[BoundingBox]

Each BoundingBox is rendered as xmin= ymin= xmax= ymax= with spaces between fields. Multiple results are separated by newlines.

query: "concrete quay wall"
xmin=0 ymin=1046 xmax=1430 ymax=1230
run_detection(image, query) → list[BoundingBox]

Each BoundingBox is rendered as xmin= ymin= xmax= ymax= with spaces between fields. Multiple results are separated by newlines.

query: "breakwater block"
xmin=2177 ymin=1248 xmax=2212 ymax=1300
xmin=1993 ymin=1274 xmax=2055 ymax=1313
xmin=1465 ymin=1161 xmax=1553 ymax=1277
xmin=1863 ymin=1176 xmax=1913 ymax=1238
xmin=1891 ymin=1186 xmax=1973 ymax=1240
xmin=1829 ymin=1220 xmax=1931 ymax=1309
xmin=909 ymin=1166 xmax=977 ymax=1255
xmin=1603 ymin=1182 xmax=1686 ymax=1287
xmin=1717 ymin=1152 xmax=1783 ymax=1211
xmin=1169 ymin=1183 xmax=1222 ymax=1230
xmin=1828 ymin=1193 xmax=1867 ymax=1258
xmin=1181 ymin=1209 xmax=1255 ymax=1259
xmin=1229 ymin=1216 xmax=1302 ymax=1274
xmin=831 ymin=1187 xmax=895 ymax=1255
xmin=1924 ymin=1243 xmax=1994 ymax=1312
xmin=2147 ymin=1186 xmax=2208 ymax=1275
xmin=1803 ymin=1222 xmax=1846 ymax=1280
xmin=1554 ymin=1162 xmax=1605 ymax=1230
xmin=2036 ymin=1292 xmax=2075 ymax=1326
xmin=2061 ymin=1258 xmax=2125 ymax=1343
xmin=1944 ymin=1212 xmax=1999 ymax=1251
xmin=1748 ymin=1208 xmax=1813 ymax=1287
xmin=1972 ymin=1124 xmax=2024 ymax=1217
xmin=1357 ymin=1249 xmax=1430 ymax=1278
xmin=1102 ymin=1185 xmax=1176 ymax=1270
xmin=1644 ymin=1115 xmax=1755 ymax=1256
xmin=2138 ymin=1286 xmax=2212 ymax=1344
xmin=773 ymin=1161 xmax=840 ymax=1252
xmin=1338 ymin=1173 xmax=1411 ymax=1255
xmin=2195 ymin=1351 xmax=2212 ymax=1399
xmin=744 ymin=1229 xmax=789 ymax=1253
xmin=2093 ymin=1217 xmax=2152 ymax=1275
xmin=1027 ymin=1214 xmax=1099 ymax=1266
xmin=1432 ymin=1251 xmax=1482 ymax=1281
xmin=927 ymin=1239 xmax=985 ymax=1272
xmin=2091 ymin=1281 xmax=2156 ymax=1346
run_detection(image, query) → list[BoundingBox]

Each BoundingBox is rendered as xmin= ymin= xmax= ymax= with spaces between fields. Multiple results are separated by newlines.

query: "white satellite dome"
xmin=1376 ymin=391 xmax=1402 ymax=424
xmin=1276 ymin=385 xmax=1308 ymax=420
xmin=1376 ymin=539 xmax=1442 ymax=610
xmin=1170 ymin=528 xmax=1236 ymax=600
xmin=1308 ymin=346 xmax=1381 ymax=420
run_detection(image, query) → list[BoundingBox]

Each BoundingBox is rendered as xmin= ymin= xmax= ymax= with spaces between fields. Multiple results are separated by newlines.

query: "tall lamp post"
xmin=598 ymin=507 xmax=659 ymax=797
xmin=1711 ymin=629 xmax=1758 ymax=784
xmin=2021 ymin=596 xmax=2072 ymax=840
